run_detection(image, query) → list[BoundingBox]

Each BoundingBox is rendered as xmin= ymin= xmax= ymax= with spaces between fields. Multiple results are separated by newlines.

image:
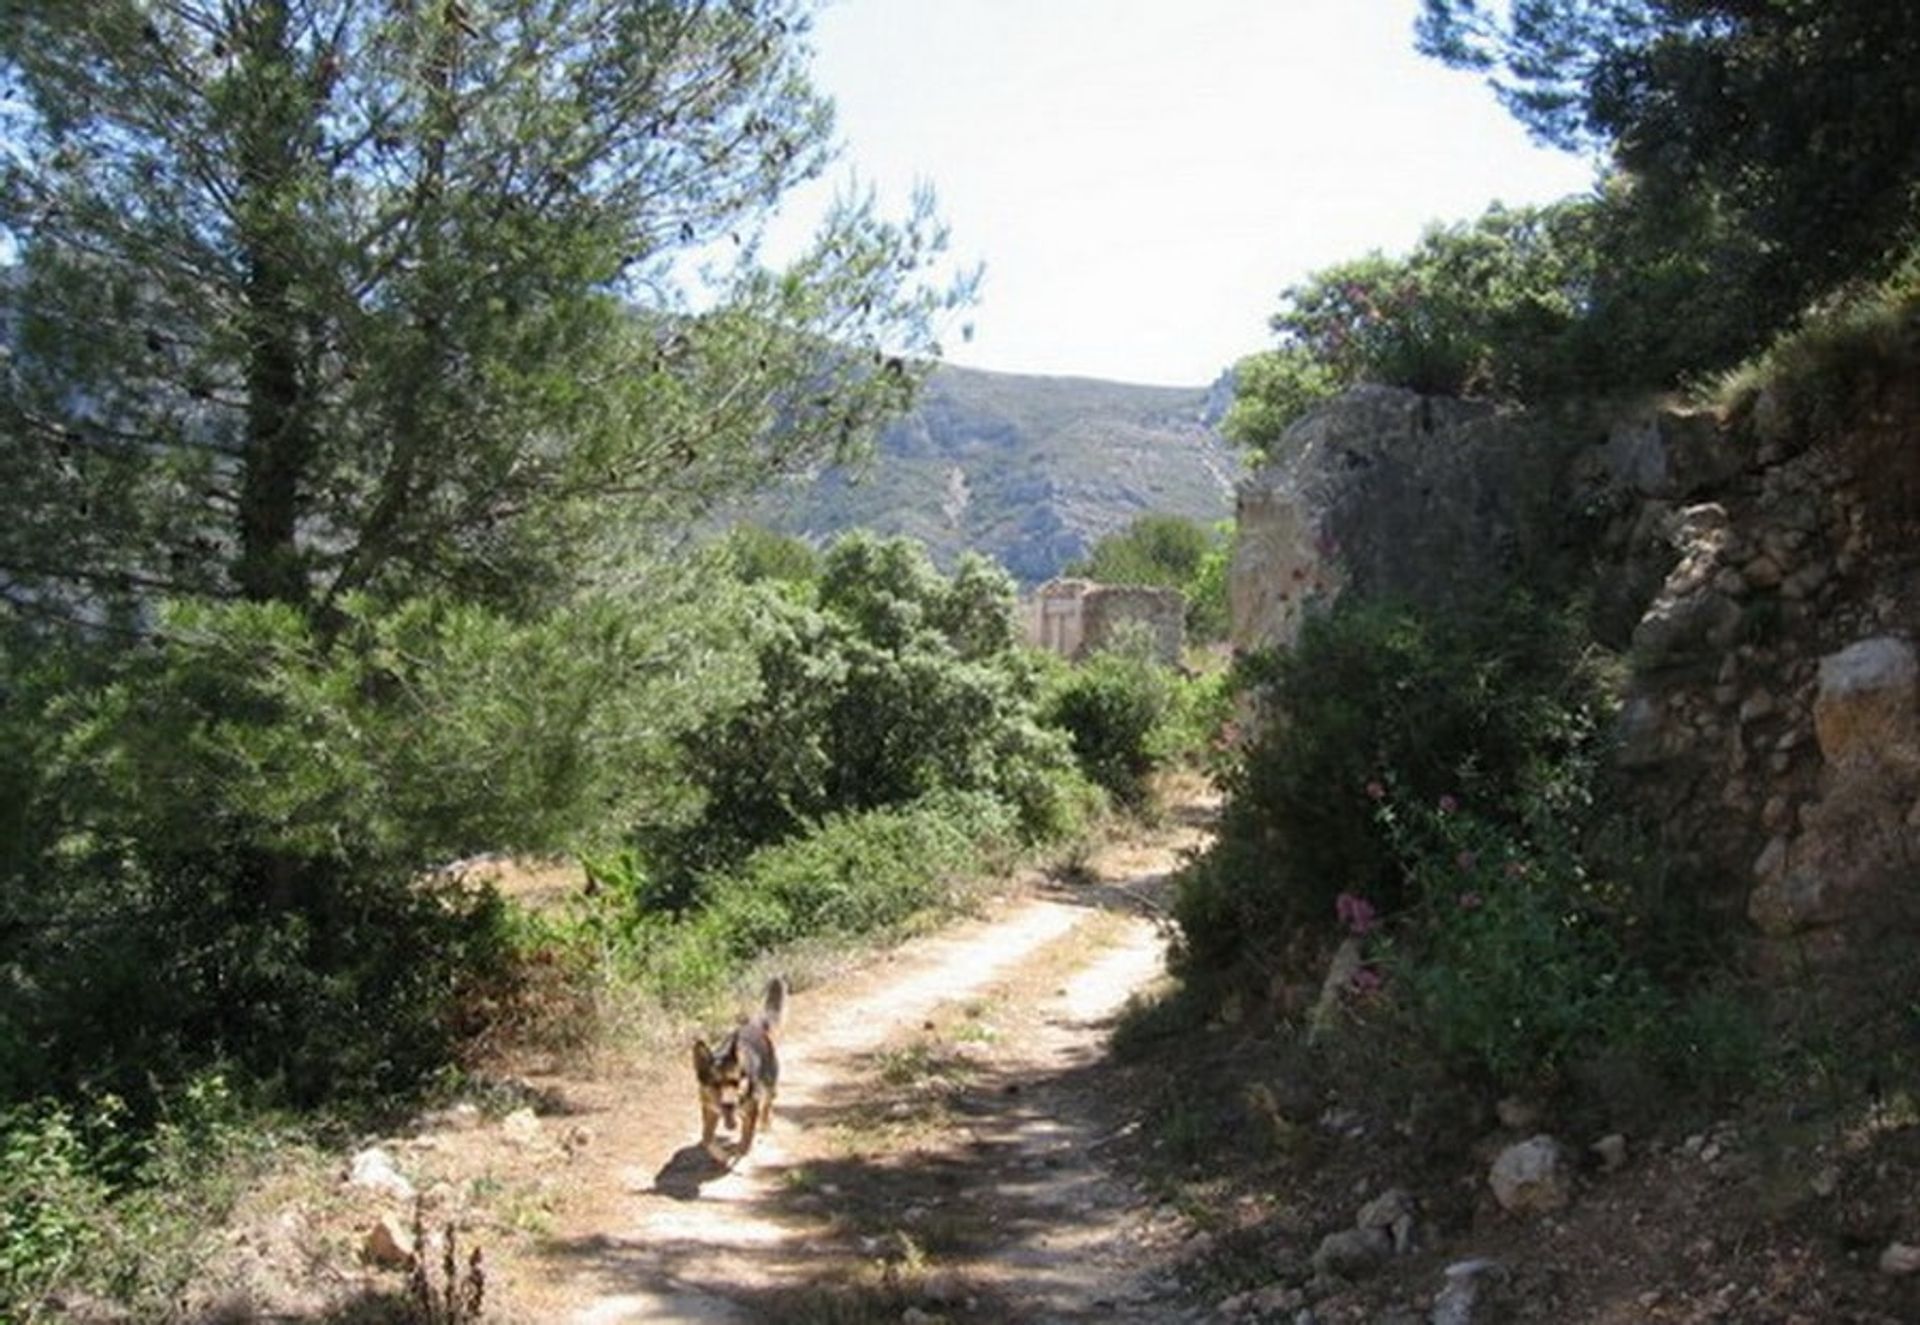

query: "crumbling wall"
xmin=1026 ymin=577 xmax=1185 ymax=665
xmin=1231 ymin=383 xmax=1919 ymax=957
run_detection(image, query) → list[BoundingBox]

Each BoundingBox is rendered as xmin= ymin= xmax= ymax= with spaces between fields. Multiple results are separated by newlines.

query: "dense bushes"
xmin=590 ymin=791 xmax=1030 ymax=1005
xmin=1173 ymin=591 xmax=1752 ymax=1102
xmin=1040 ymin=636 xmax=1177 ymax=810
xmin=0 ymin=588 xmax=745 ymax=1114
xmin=1175 ymin=593 xmax=1606 ymax=978
xmin=0 ymin=1077 xmax=262 ymax=1323
xmin=643 ymin=534 xmax=1089 ymax=893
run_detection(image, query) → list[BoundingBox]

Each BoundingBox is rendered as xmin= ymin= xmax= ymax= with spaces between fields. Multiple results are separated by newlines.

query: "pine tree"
xmin=0 ymin=0 xmax=965 ymax=622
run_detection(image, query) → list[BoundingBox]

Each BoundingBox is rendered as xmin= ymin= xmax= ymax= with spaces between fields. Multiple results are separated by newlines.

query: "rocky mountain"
xmin=746 ymin=363 xmax=1245 ymax=584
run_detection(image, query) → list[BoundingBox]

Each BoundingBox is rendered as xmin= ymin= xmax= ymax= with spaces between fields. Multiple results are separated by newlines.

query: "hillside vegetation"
xmin=747 ymin=364 xmax=1242 ymax=583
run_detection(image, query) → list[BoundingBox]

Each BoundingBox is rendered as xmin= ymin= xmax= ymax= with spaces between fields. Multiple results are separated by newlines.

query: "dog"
xmin=692 ymin=976 xmax=786 ymax=1161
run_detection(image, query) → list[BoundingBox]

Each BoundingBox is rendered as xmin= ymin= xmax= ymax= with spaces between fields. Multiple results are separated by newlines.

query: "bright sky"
xmin=771 ymin=0 xmax=1600 ymax=387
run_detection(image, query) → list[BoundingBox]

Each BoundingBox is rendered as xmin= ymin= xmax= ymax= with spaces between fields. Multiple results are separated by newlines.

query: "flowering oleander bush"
xmin=1173 ymin=591 xmax=1603 ymax=983
xmin=1373 ymin=788 xmax=1663 ymax=1093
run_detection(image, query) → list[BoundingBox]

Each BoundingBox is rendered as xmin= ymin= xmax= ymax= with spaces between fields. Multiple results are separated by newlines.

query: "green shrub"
xmin=0 ymin=1103 xmax=107 ymax=1319
xmin=631 ymin=792 xmax=1026 ymax=1004
xmin=650 ymin=535 xmax=1082 ymax=890
xmin=1042 ymin=641 xmax=1175 ymax=809
xmin=1174 ymin=592 xmax=1604 ymax=983
xmin=1716 ymin=251 xmax=1920 ymax=444
xmin=1228 ymin=189 xmax=1776 ymax=455
xmin=1066 ymin=515 xmax=1232 ymax=642
xmin=1 ymin=587 xmax=740 ymax=1115
xmin=1375 ymin=794 xmax=1662 ymax=1093
xmin=0 ymin=1075 xmax=267 ymax=1324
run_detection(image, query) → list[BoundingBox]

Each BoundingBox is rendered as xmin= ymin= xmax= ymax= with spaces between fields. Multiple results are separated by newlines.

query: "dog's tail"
xmin=758 ymin=975 xmax=788 ymax=1032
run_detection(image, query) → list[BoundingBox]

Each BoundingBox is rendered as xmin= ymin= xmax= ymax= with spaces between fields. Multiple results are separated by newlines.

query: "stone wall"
xmin=1025 ymin=577 xmax=1186 ymax=665
xmin=1229 ymin=386 xmax=1598 ymax=654
xmin=1230 ymin=384 xmax=1920 ymax=957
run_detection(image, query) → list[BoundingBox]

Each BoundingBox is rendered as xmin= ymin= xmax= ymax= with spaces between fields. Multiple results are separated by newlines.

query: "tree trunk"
xmin=232 ymin=0 xmax=315 ymax=607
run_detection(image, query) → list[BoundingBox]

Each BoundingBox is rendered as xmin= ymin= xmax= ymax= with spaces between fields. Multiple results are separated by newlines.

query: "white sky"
xmin=768 ymin=0 xmax=1601 ymax=387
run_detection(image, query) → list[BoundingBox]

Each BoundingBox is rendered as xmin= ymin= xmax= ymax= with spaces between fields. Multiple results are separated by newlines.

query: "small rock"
xmin=1495 ymin=1097 xmax=1540 ymax=1131
xmin=1809 ymin=1166 xmax=1840 ymax=1198
xmin=361 ymin=1214 xmax=415 ymax=1269
xmin=900 ymin=1309 xmax=943 ymax=1325
xmin=346 ymin=1148 xmax=415 ymax=1202
xmin=501 ymin=1107 xmax=542 ymax=1145
xmin=1591 ymin=1134 xmax=1628 ymax=1173
xmin=1489 ymin=1135 xmax=1572 ymax=1214
xmin=1310 ymin=1226 xmax=1391 ymax=1279
xmin=1699 ymin=1141 xmax=1723 ymax=1164
xmin=1250 ymin=1284 xmax=1304 ymax=1314
xmin=1742 ymin=554 xmax=1784 ymax=589
xmin=1431 ymin=1258 xmax=1508 ymax=1325
xmin=1880 ymin=1243 xmax=1920 ymax=1276
xmin=1355 ymin=1187 xmax=1415 ymax=1231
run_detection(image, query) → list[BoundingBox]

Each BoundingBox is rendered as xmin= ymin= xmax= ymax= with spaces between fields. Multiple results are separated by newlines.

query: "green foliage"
xmin=0 ymin=586 xmax=744 ymax=1112
xmin=0 ymin=1075 xmax=265 ymax=1324
xmin=617 ymin=792 xmax=1034 ymax=1006
xmin=1174 ymin=588 xmax=1763 ymax=1108
xmin=696 ymin=792 xmax=1015 ymax=963
xmin=1417 ymin=0 xmax=1920 ymax=316
xmin=0 ymin=1102 xmax=106 ymax=1318
xmin=723 ymin=525 xmax=821 ymax=589
xmin=0 ymin=0 xmax=968 ymax=618
xmin=648 ymin=533 xmax=1083 ymax=893
xmin=1041 ymin=638 xmax=1176 ymax=810
xmin=1227 ymin=191 xmax=1773 ymax=455
xmin=1223 ymin=347 xmax=1340 ymax=454
xmin=1174 ymin=593 xmax=1606 ymax=983
xmin=1716 ymin=253 xmax=1920 ymax=444
xmin=1376 ymin=794 xmax=1662 ymax=1092
xmin=1067 ymin=514 xmax=1231 ymax=642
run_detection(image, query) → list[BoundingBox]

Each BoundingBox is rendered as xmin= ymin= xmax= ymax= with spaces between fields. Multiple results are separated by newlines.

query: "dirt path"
xmin=476 ymin=805 xmax=1213 ymax=1324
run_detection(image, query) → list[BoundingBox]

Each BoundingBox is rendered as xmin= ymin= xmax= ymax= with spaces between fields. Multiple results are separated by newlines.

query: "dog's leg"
xmin=693 ymin=1041 xmax=722 ymax=1155
xmin=738 ymin=1089 xmax=761 ymax=1155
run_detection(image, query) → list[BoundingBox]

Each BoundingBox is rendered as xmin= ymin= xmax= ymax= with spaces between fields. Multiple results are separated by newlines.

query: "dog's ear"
xmin=692 ymin=1039 xmax=714 ymax=1078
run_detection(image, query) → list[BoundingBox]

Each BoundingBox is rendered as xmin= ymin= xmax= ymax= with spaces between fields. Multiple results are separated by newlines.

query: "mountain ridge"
xmin=749 ymin=362 xmax=1244 ymax=584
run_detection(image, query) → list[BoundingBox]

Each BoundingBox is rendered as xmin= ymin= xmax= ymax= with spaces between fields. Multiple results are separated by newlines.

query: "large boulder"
xmin=1748 ymin=637 xmax=1920 ymax=939
xmin=1813 ymin=637 xmax=1920 ymax=775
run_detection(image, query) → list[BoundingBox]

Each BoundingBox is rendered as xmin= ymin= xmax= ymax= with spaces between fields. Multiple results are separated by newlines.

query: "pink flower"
xmin=1335 ymin=892 xmax=1377 ymax=936
xmin=1455 ymin=849 xmax=1479 ymax=873
xmin=1437 ymin=793 xmax=1460 ymax=815
xmin=1457 ymin=891 xmax=1483 ymax=911
xmin=1364 ymin=780 xmax=1386 ymax=802
xmin=1503 ymin=859 xmax=1528 ymax=880
xmin=1349 ymin=966 xmax=1384 ymax=995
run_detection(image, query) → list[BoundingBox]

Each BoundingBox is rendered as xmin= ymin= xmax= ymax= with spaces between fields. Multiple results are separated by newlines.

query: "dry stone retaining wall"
xmin=1231 ymin=384 xmax=1919 ymax=957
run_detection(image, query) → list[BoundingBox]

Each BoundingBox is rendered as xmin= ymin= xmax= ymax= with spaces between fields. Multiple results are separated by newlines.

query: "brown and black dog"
xmin=692 ymin=976 xmax=786 ymax=1161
